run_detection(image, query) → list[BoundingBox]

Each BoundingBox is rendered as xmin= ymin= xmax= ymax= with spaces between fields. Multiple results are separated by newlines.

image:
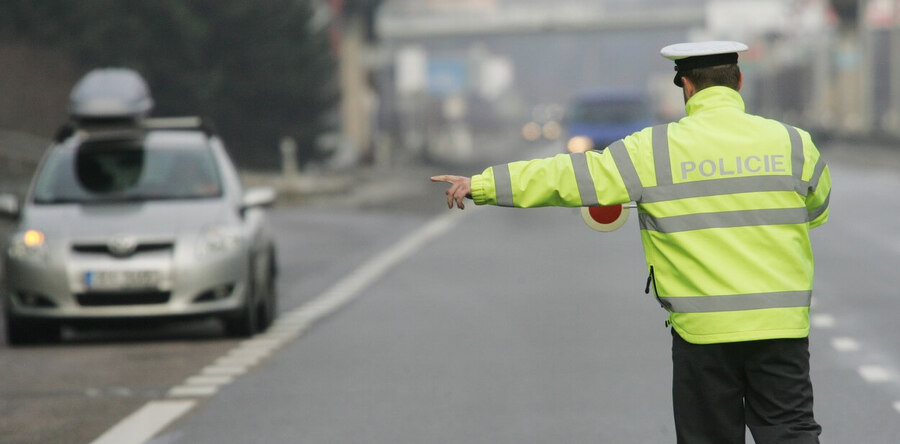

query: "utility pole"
xmin=329 ymin=0 xmax=382 ymax=165
xmin=829 ymin=0 xmax=867 ymax=135
xmin=888 ymin=0 xmax=900 ymax=135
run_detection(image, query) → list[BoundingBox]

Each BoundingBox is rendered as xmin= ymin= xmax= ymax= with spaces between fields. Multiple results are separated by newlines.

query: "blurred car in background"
xmin=520 ymin=103 xmax=565 ymax=143
xmin=0 ymin=69 xmax=278 ymax=345
xmin=563 ymin=89 xmax=656 ymax=153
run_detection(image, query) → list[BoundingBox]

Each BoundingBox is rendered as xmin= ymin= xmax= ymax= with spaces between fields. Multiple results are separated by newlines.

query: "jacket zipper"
xmin=644 ymin=265 xmax=655 ymax=295
xmin=645 ymin=265 xmax=672 ymax=327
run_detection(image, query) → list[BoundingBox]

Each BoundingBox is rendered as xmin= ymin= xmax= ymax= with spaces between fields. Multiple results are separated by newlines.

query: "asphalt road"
xmin=3 ymin=140 xmax=900 ymax=443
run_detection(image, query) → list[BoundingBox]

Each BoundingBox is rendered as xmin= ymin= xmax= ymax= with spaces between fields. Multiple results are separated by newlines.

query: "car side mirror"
xmin=241 ymin=187 xmax=276 ymax=210
xmin=0 ymin=193 xmax=20 ymax=219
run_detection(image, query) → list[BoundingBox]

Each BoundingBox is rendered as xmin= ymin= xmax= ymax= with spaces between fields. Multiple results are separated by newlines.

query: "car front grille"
xmin=76 ymin=291 xmax=171 ymax=306
xmin=71 ymin=242 xmax=174 ymax=258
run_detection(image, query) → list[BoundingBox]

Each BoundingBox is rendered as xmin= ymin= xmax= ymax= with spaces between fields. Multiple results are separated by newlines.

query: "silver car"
xmin=0 ymin=119 xmax=278 ymax=345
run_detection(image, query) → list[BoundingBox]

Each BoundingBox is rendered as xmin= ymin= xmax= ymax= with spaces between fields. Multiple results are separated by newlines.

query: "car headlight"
xmin=196 ymin=225 xmax=243 ymax=258
xmin=566 ymin=136 xmax=594 ymax=153
xmin=8 ymin=229 xmax=49 ymax=263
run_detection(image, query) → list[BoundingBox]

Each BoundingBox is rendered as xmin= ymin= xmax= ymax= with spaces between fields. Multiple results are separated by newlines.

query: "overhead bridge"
xmin=377 ymin=8 xmax=705 ymax=39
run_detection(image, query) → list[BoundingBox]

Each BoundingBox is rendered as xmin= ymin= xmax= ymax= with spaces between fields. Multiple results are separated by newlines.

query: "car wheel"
xmin=6 ymin=313 xmax=61 ymax=346
xmin=222 ymin=288 xmax=258 ymax=338
xmin=256 ymin=262 xmax=277 ymax=331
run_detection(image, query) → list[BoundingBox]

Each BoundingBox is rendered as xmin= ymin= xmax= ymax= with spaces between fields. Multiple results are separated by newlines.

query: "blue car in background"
xmin=563 ymin=89 xmax=656 ymax=153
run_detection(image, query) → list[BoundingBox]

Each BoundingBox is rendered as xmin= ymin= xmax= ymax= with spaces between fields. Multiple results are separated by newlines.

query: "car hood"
xmin=19 ymin=200 xmax=235 ymax=238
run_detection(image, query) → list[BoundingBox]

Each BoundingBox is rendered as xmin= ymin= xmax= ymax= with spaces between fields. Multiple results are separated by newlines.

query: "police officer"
xmin=431 ymin=41 xmax=830 ymax=443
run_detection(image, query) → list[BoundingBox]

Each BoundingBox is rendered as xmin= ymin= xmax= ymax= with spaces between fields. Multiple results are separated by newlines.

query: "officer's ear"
xmin=681 ymin=76 xmax=697 ymax=101
xmin=738 ymin=72 xmax=743 ymax=91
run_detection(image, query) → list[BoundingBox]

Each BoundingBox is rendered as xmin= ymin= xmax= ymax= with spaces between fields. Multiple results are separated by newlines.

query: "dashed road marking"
xmin=223 ymin=350 xmax=272 ymax=361
xmin=858 ymin=365 xmax=893 ymax=383
xmin=812 ymin=307 xmax=900 ymax=415
xmin=82 ymin=387 xmax=163 ymax=399
xmin=90 ymin=400 xmax=195 ymax=444
xmin=92 ymin=210 xmax=466 ymax=443
xmin=811 ymin=313 xmax=835 ymax=328
xmin=240 ymin=337 xmax=285 ymax=347
xmin=214 ymin=355 xmax=263 ymax=367
xmin=200 ymin=364 xmax=249 ymax=376
xmin=184 ymin=375 xmax=234 ymax=386
xmin=167 ymin=385 xmax=219 ymax=398
xmin=831 ymin=337 xmax=860 ymax=352
xmin=227 ymin=345 xmax=273 ymax=355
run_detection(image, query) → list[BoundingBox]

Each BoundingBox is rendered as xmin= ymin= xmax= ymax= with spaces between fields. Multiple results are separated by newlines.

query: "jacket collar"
xmin=684 ymin=86 xmax=745 ymax=116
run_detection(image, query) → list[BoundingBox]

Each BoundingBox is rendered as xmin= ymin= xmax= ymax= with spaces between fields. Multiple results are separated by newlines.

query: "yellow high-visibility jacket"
xmin=470 ymin=86 xmax=831 ymax=344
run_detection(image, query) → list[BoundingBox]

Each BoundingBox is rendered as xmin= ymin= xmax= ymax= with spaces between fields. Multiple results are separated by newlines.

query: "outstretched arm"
xmin=430 ymin=175 xmax=471 ymax=210
xmin=431 ymin=148 xmax=635 ymax=211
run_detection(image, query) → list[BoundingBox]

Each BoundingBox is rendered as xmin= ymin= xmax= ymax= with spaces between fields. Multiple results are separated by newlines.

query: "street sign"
xmin=428 ymin=58 xmax=467 ymax=96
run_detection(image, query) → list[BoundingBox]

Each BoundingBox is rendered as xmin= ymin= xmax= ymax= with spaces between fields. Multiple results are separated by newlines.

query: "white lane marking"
xmin=229 ymin=343 xmax=276 ymax=352
xmin=90 ymin=400 xmax=195 ymax=444
xmin=225 ymin=348 xmax=272 ymax=360
xmin=93 ymin=211 xmax=466 ymax=443
xmin=184 ymin=375 xmax=235 ymax=386
xmin=200 ymin=365 xmax=249 ymax=376
xmin=295 ymin=211 xmax=464 ymax=323
xmin=831 ymin=337 xmax=860 ymax=352
xmin=240 ymin=337 xmax=285 ymax=345
xmin=214 ymin=356 xmax=262 ymax=367
xmin=167 ymin=385 xmax=219 ymax=398
xmin=858 ymin=365 xmax=893 ymax=383
xmin=811 ymin=314 xmax=835 ymax=328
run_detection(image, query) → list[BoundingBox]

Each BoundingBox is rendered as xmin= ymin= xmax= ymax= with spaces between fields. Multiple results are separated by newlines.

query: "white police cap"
xmin=660 ymin=41 xmax=749 ymax=87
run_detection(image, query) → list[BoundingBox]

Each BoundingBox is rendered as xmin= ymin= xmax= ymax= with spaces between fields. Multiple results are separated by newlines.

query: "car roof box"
xmin=69 ymin=68 xmax=154 ymax=122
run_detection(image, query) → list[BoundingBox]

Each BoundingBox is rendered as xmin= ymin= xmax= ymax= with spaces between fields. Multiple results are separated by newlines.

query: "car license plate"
xmin=84 ymin=270 xmax=162 ymax=290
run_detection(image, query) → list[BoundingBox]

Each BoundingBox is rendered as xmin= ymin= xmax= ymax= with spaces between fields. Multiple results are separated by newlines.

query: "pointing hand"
xmin=430 ymin=175 xmax=472 ymax=210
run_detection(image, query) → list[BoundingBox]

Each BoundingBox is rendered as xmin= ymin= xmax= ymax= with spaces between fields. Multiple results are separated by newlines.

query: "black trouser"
xmin=671 ymin=330 xmax=821 ymax=444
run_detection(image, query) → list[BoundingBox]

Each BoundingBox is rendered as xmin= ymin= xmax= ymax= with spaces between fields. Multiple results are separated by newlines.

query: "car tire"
xmin=222 ymin=294 xmax=258 ymax=338
xmin=6 ymin=313 xmax=61 ymax=346
xmin=256 ymin=252 xmax=277 ymax=331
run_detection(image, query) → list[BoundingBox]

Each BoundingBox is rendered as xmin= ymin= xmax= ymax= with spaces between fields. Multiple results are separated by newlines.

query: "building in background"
xmin=361 ymin=0 xmax=900 ymax=167
xmin=373 ymin=0 xmax=703 ymax=163
xmin=698 ymin=0 xmax=900 ymax=139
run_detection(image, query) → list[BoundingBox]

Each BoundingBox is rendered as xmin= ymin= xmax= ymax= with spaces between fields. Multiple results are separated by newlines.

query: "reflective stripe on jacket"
xmin=470 ymin=86 xmax=832 ymax=344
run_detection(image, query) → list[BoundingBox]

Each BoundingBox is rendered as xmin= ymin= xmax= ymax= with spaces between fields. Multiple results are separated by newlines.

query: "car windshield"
xmin=569 ymin=97 xmax=649 ymax=124
xmin=32 ymin=139 xmax=223 ymax=204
